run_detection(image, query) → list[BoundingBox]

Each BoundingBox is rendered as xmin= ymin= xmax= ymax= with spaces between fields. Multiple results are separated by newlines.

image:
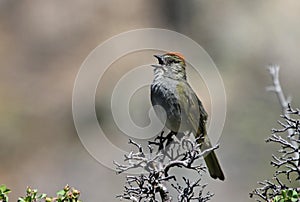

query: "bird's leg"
xmin=149 ymin=131 xmax=177 ymax=151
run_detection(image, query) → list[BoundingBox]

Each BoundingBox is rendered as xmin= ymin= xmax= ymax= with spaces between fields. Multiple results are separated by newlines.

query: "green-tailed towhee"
xmin=150 ymin=52 xmax=225 ymax=181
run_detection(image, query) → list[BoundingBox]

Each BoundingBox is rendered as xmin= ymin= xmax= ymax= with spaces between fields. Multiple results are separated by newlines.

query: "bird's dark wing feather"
xmin=176 ymin=82 xmax=207 ymax=135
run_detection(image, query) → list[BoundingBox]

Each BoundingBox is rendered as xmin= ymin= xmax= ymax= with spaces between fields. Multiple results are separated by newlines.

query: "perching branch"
xmin=171 ymin=177 xmax=214 ymax=202
xmin=115 ymin=131 xmax=215 ymax=201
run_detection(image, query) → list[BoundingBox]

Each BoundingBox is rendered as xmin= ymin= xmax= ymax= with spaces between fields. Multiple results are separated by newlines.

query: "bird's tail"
xmin=196 ymin=126 xmax=225 ymax=181
xmin=204 ymin=150 xmax=225 ymax=181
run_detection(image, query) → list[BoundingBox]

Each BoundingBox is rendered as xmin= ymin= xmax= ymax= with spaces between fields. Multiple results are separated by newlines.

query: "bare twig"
xmin=172 ymin=177 xmax=214 ymax=202
xmin=116 ymin=131 xmax=215 ymax=201
xmin=266 ymin=64 xmax=299 ymax=162
xmin=250 ymin=66 xmax=300 ymax=201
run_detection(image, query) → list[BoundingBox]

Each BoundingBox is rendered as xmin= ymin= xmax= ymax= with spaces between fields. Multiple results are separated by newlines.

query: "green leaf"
xmin=56 ymin=189 xmax=66 ymax=196
xmin=291 ymin=190 xmax=299 ymax=198
xmin=4 ymin=189 xmax=11 ymax=194
xmin=281 ymin=190 xmax=287 ymax=199
xmin=287 ymin=189 xmax=293 ymax=197
xmin=25 ymin=195 xmax=32 ymax=202
xmin=0 ymin=185 xmax=10 ymax=194
xmin=38 ymin=193 xmax=47 ymax=199
xmin=0 ymin=184 xmax=5 ymax=192
xmin=17 ymin=197 xmax=26 ymax=202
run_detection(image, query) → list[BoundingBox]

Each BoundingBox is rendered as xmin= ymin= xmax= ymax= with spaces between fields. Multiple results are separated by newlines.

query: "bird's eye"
xmin=171 ymin=59 xmax=181 ymax=64
xmin=166 ymin=57 xmax=175 ymax=63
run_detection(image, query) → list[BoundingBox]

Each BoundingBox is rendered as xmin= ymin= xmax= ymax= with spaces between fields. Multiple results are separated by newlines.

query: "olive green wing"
xmin=177 ymin=82 xmax=225 ymax=181
xmin=176 ymin=82 xmax=208 ymax=137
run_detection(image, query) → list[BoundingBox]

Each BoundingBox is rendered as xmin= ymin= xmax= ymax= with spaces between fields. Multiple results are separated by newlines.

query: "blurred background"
xmin=0 ymin=1 xmax=299 ymax=201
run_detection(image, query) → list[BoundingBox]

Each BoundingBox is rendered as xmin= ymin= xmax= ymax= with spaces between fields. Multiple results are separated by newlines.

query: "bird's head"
xmin=152 ymin=52 xmax=187 ymax=80
xmin=154 ymin=52 xmax=186 ymax=67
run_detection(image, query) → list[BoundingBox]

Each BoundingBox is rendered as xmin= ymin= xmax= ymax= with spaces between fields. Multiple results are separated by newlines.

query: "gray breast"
xmin=150 ymin=78 xmax=183 ymax=132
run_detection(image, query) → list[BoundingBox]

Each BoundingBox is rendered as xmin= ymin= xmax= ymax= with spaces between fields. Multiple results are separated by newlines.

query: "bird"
xmin=150 ymin=52 xmax=225 ymax=181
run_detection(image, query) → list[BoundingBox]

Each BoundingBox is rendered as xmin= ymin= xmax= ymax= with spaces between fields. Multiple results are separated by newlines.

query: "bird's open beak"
xmin=153 ymin=54 xmax=164 ymax=65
